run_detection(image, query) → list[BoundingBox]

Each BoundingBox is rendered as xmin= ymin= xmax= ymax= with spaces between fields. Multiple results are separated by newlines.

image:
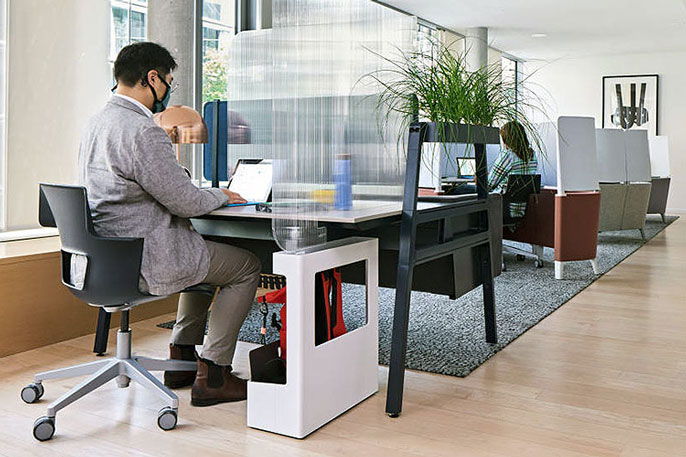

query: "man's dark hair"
xmin=114 ymin=42 xmax=177 ymax=87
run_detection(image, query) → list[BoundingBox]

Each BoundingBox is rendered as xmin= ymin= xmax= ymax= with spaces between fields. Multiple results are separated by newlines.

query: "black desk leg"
xmin=480 ymin=242 xmax=498 ymax=344
xmin=385 ymin=122 xmax=424 ymax=418
xmin=385 ymin=262 xmax=415 ymax=417
xmin=93 ymin=308 xmax=111 ymax=356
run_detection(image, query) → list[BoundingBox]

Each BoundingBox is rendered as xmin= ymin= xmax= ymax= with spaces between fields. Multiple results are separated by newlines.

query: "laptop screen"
xmin=457 ymin=158 xmax=476 ymax=178
xmin=228 ymin=159 xmax=273 ymax=203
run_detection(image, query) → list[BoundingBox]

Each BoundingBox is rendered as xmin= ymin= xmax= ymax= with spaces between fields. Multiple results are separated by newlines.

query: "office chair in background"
xmin=501 ymin=174 xmax=543 ymax=269
xmin=21 ymin=184 xmax=215 ymax=441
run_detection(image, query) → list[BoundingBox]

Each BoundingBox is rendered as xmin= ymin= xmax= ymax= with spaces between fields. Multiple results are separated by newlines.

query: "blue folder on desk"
xmin=226 ymin=202 xmax=260 ymax=207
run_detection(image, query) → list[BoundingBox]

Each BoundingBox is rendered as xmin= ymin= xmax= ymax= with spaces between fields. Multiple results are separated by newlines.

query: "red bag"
xmin=258 ymin=268 xmax=346 ymax=360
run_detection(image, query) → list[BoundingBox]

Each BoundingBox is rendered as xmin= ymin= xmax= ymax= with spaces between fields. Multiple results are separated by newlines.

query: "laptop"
xmin=457 ymin=158 xmax=476 ymax=179
xmin=227 ymin=159 xmax=273 ymax=205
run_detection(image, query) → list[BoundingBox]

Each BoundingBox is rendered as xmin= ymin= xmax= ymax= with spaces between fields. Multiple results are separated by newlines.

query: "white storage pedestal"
xmin=247 ymin=237 xmax=379 ymax=438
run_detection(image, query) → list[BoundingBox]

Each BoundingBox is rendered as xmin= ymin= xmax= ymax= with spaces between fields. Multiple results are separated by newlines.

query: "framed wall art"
xmin=602 ymin=74 xmax=659 ymax=135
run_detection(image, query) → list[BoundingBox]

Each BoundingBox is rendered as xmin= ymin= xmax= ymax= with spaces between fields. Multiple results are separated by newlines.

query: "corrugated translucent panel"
xmin=270 ymin=0 xmax=416 ymax=251
xmin=226 ymin=30 xmax=274 ymax=174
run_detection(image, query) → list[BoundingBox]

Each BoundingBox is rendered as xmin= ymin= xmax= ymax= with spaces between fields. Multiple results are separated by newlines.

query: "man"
xmin=78 ymin=42 xmax=261 ymax=406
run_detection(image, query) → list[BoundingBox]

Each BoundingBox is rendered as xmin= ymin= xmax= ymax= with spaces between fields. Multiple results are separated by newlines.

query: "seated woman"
xmin=448 ymin=120 xmax=538 ymax=218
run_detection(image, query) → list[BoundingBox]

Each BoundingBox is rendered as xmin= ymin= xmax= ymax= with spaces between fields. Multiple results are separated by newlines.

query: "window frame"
xmin=501 ymin=55 xmax=521 ymax=111
xmin=110 ymin=0 xmax=148 ymax=61
xmin=194 ymin=0 xmax=235 ymax=186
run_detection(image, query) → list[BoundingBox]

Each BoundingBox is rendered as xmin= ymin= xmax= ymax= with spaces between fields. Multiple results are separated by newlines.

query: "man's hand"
xmin=221 ymin=189 xmax=247 ymax=204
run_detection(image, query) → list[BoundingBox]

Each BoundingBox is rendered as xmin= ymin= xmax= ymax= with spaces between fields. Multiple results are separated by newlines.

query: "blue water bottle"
xmin=334 ymin=153 xmax=352 ymax=210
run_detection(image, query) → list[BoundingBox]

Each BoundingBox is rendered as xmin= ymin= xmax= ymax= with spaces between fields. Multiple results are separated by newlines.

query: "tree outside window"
xmin=202 ymin=0 xmax=233 ymax=103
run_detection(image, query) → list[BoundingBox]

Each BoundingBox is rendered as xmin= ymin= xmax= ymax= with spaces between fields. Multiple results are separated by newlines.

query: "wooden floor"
xmin=1 ymin=218 xmax=684 ymax=456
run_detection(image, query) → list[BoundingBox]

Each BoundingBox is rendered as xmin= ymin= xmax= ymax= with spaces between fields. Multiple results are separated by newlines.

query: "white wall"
xmin=527 ymin=50 xmax=686 ymax=213
xmin=5 ymin=0 xmax=110 ymax=230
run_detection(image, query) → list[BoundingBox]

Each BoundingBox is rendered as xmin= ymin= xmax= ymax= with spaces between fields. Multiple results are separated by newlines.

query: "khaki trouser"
xmin=171 ymin=240 xmax=261 ymax=366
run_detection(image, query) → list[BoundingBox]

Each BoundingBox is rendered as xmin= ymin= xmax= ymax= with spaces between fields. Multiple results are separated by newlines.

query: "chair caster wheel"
xmin=534 ymin=260 xmax=544 ymax=269
xmin=516 ymin=254 xmax=525 ymax=261
xmin=33 ymin=416 xmax=55 ymax=441
xmin=157 ymin=407 xmax=178 ymax=431
xmin=21 ymin=383 xmax=44 ymax=404
xmin=387 ymin=412 xmax=400 ymax=418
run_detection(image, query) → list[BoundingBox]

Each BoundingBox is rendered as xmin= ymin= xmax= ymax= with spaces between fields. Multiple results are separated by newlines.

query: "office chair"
xmin=21 ymin=184 xmax=216 ymax=441
xmin=501 ymin=174 xmax=543 ymax=269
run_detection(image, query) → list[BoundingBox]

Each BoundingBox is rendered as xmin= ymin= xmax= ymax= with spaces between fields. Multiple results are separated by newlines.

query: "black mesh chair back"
xmin=502 ymin=174 xmax=541 ymax=226
xmin=39 ymin=183 xmax=147 ymax=306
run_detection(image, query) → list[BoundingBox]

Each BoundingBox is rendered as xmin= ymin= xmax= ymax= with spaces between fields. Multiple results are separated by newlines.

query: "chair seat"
xmin=101 ymin=283 xmax=217 ymax=313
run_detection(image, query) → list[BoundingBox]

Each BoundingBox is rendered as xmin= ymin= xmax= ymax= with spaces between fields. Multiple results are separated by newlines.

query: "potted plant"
xmin=363 ymin=39 xmax=548 ymax=194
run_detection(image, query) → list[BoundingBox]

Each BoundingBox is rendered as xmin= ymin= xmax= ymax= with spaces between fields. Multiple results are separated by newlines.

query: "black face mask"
xmin=146 ymin=75 xmax=172 ymax=114
xmin=109 ymin=71 xmax=172 ymax=113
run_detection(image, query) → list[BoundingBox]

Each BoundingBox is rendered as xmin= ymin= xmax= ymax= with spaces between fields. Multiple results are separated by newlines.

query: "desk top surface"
xmin=206 ymin=199 xmax=469 ymax=224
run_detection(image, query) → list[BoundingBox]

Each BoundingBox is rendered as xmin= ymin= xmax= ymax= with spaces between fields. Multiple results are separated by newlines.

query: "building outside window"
xmin=110 ymin=0 xmax=148 ymax=61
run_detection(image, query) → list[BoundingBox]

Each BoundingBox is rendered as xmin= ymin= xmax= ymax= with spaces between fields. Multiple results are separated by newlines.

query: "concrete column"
xmin=465 ymin=27 xmax=488 ymax=72
xmin=148 ymin=0 xmax=198 ymax=168
xmin=148 ymin=0 xmax=195 ymax=107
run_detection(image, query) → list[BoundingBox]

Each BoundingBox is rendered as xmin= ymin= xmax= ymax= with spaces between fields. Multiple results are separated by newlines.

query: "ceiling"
xmin=381 ymin=0 xmax=686 ymax=60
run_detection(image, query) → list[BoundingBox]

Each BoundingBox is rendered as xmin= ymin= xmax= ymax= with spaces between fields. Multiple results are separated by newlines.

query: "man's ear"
xmin=143 ymin=69 xmax=158 ymax=87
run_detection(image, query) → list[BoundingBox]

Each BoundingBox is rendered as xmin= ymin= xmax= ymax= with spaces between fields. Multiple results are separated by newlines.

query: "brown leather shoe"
xmin=191 ymin=357 xmax=247 ymax=406
xmin=164 ymin=344 xmax=197 ymax=389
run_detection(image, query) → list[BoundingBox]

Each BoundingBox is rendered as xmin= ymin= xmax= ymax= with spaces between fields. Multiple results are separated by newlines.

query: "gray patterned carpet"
xmin=158 ymin=215 xmax=677 ymax=377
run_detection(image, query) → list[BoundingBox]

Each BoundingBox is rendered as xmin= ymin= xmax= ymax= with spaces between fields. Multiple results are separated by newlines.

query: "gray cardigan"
xmin=78 ymin=96 xmax=229 ymax=296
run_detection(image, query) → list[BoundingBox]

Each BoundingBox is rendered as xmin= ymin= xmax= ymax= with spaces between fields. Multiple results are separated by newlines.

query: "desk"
xmin=92 ymin=122 xmax=503 ymax=419
xmin=193 ymin=123 xmax=503 ymax=417
xmin=193 ymin=197 xmax=501 ymax=295
xmin=192 ymin=193 xmax=503 ymax=416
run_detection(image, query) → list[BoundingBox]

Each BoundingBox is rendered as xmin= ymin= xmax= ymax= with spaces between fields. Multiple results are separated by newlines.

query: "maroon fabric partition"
xmin=505 ymin=189 xmax=555 ymax=248
xmin=554 ymin=192 xmax=601 ymax=262
xmin=505 ymin=189 xmax=601 ymax=263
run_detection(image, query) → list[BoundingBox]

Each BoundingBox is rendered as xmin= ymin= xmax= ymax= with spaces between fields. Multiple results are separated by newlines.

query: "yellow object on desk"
xmin=310 ymin=189 xmax=335 ymax=204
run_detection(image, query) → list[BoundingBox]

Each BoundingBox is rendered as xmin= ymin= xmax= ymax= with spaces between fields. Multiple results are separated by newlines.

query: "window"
xmin=417 ymin=22 xmax=439 ymax=55
xmin=202 ymin=0 xmax=234 ymax=103
xmin=110 ymin=0 xmax=148 ymax=61
xmin=203 ymin=1 xmax=222 ymax=21
xmin=501 ymin=56 xmax=519 ymax=108
xmin=203 ymin=27 xmax=221 ymax=51
xmin=108 ymin=1 xmax=234 ymax=102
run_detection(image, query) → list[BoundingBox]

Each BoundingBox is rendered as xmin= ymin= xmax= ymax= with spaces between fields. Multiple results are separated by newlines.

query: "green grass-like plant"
xmin=362 ymin=38 xmax=550 ymax=164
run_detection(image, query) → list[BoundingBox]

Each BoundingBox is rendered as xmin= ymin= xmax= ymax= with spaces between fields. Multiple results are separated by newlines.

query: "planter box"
xmin=416 ymin=123 xmax=501 ymax=193
xmin=422 ymin=122 xmax=501 ymax=145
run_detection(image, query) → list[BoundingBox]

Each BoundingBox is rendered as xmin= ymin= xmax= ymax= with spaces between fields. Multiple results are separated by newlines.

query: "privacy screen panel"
xmin=268 ymin=0 xmax=416 ymax=251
